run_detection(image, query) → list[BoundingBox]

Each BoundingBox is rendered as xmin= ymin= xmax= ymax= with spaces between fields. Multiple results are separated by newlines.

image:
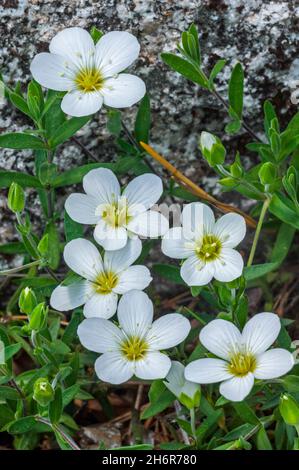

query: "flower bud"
xmin=164 ymin=361 xmax=201 ymax=410
xmin=29 ymin=302 xmax=48 ymax=331
xmin=258 ymin=162 xmax=277 ymax=186
xmin=279 ymin=393 xmax=299 ymax=426
xmin=7 ymin=182 xmax=25 ymax=213
xmin=33 ymin=378 xmax=54 ymax=406
xmin=18 ymin=287 xmax=37 ymax=315
xmin=200 ymin=131 xmax=226 ymax=166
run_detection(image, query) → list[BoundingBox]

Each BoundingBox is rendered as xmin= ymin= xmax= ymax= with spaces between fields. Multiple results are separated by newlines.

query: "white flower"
xmin=30 ymin=27 xmax=145 ymax=117
xmin=65 ymin=168 xmax=169 ymax=251
xmin=77 ymin=290 xmax=191 ymax=384
xmin=164 ymin=361 xmax=200 ymax=409
xmin=50 ymin=237 xmax=151 ymax=319
xmin=185 ymin=313 xmax=294 ymax=402
xmin=162 ymin=202 xmax=246 ymax=286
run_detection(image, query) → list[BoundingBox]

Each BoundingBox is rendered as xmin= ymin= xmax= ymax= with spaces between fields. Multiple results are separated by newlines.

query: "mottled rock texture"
xmin=0 ymin=0 xmax=298 ymax=258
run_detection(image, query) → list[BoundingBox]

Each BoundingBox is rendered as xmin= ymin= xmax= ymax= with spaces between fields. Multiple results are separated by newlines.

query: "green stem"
xmin=190 ymin=407 xmax=197 ymax=444
xmin=247 ymin=198 xmax=271 ymax=267
xmin=0 ymin=260 xmax=40 ymax=276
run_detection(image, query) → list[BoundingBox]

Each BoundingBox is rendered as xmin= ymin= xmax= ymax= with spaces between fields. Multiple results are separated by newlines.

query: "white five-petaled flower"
xmin=162 ymin=202 xmax=246 ymax=286
xmin=30 ymin=27 xmax=145 ymax=117
xmin=164 ymin=361 xmax=200 ymax=409
xmin=77 ymin=290 xmax=191 ymax=384
xmin=65 ymin=168 xmax=169 ymax=251
xmin=50 ymin=237 xmax=151 ymax=319
xmin=185 ymin=313 xmax=294 ymax=402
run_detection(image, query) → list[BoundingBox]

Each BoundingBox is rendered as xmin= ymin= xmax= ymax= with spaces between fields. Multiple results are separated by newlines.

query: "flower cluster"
xmin=38 ymin=27 xmax=295 ymax=403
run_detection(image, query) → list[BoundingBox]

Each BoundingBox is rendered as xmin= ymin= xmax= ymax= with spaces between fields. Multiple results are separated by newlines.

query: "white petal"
xmin=199 ymin=319 xmax=242 ymax=360
xmin=77 ymin=318 xmax=123 ymax=353
xmin=182 ymin=203 xmax=215 ymax=239
xmin=162 ymin=227 xmax=196 ymax=259
xmin=117 ymin=290 xmax=153 ymax=337
xmin=102 ymin=74 xmax=145 ymax=108
xmin=254 ymin=349 xmax=294 ymax=379
xmin=126 ymin=210 xmax=169 ymax=237
xmin=219 ymin=373 xmax=254 ymax=402
xmin=114 ymin=266 xmax=152 ymax=294
xmin=180 ymin=256 xmax=214 ymax=286
xmin=124 ymin=174 xmax=163 ymax=214
xmin=94 ymin=221 xmax=128 ymax=250
xmin=83 ymin=168 xmax=120 ymax=202
xmin=50 ymin=280 xmax=93 ymax=311
xmin=134 ymin=352 xmax=171 ymax=380
xmin=104 ymin=237 xmax=142 ymax=273
xmin=95 ymin=352 xmax=133 ymax=384
xmin=83 ymin=292 xmax=118 ymax=319
xmin=213 ymin=213 xmax=246 ymax=248
xmin=65 ymin=193 xmax=99 ymax=225
xmin=30 ymin=53 xmax=73 ymax=91
xmin=49 ymin=27 xmax=95 ymax=68
xmin=166 ymin=361 xmax=185 ymax=386
xmin=61 ymin=90 xmax=103 ymax=117
xmin=185 ymin=358 xmax=232 ymax=384
xmin=64 ymin=238 xmax=103 ymax=281
xmin=146 ymin=314 xmax=190 ymax=350
xmin=95 ymin=31 xmax=140 ymax=76
xmin=213 ymin=248 xmax=243 ymax=282
xmin=241 ymin=312 xmax=281 ymax=355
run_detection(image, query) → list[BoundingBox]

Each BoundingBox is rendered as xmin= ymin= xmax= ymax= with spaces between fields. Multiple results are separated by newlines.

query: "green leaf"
xmin=62 ymin=384 xmax=80 ymax=407
xmin=188 ymin=24 xmax=200 ymax=63
xmin=153 ymin=263 xmax=185 ymax=285
xmin=0 ymin=242 xmax=26 ymax=254
xmin=62 ymin=310 xmax=82 ymax=346
xmin=49 ymin=387 xmax=63 ymax=425
xmin=209 ymin=59 xmax=226 ymax=86
xmin=0 ymin=133 xmax=45 ymax=150
xmin=134 ymin=94 xmax=151 ymax=144
xmin=0 ymin=171 xmax=42 ymax=189
xmin=8 ymin=416 xmax=37 ymax=434
xmin=228 ymin=63 xmax=244 ymax=118
xmin=141 ymin=380 xmax=174 ymax=419
xmin=44 ymin=91 xmax=66 ymax=139
xmin=52 ymin=162 xmax=114 ymax=188
xmin=270 ymin=223 xmax=295 ymax=266
xmin=44 ymin=221 xmax=60 ymax=270
xmin=106 ymin=109 xmax=121 ymax=136
xmin=64 ymin=211 xmax=83 ymax=242
xmin=0 ymin=385 xmax=20 ymax=400
xmin=269 ymin=193 xmax=299 ymax=229
xmin=244 ymin=263 xmax=277 ymax=280
xmin=282 ymin=375 xmax=299 ymax=392
xmin=256 ymin=427 xmax=272 ymax=450
xmin=161 ymin=53 xmax=209 ymax=88
xmin=49 ymin=116 xmax=91 ymax=148
xmin=9 ymin=92 xmax=32 ymax=118
xmin=4 ymin=343 xmax=22 ymax=361
xmin=90 ymin=26 xmax=104 ymax=44
xmin=232 ymin=402 xmax=260 ymax=425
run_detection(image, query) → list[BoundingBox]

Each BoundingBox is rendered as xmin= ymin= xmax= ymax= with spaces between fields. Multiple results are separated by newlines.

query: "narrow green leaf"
xmin=153 ymin=263 xmax=185 ymax=285
xmin=269 ymin=193 xmax=299 ymax=229
xmin=49 ymin=116 xmax=90 ymax=148
xmin=49 ymin=387 xmax=63 ymax=425
xmin=44 ymin=221 xmax=60 ymax=270
xmin=270 ymin=223 xmax=295 ymax=266
xmin=232 ymin=402 xmax=260 ymax=425
xmin=228 ymin=63 xmax=244 ymax=118
xmin=161 ymin=53 xmax=209 ymax=88
xmin=0 ymin=133 xmax=45 ymax=150
xmin=244 ymin=263 xmax=277 ymax=280
xmin=52 ymin=162 xmax=114 ymax=188
xmin=134 ymin=94 xmax=151 ymax=144
xmin=8 ymin=416 xmax=37 ymax=434
xmin=209 ymin=59 xmax=226 ymax=85
xmin=0 ymin=242 xmax=26 ymax=254
xmin=0 ymin=171 xmax=42 ymax=189
xmin=0 ymin=386 xmax=20 ymax=400
xmin=9 ymin=92 xmax=32 ymax=118
xmin=64 ymin=211 xmax=83 ymax=242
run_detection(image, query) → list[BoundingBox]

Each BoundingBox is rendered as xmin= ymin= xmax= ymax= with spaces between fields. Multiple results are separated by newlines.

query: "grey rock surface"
xmin=0 ymin=0 xmax=298 ymax=253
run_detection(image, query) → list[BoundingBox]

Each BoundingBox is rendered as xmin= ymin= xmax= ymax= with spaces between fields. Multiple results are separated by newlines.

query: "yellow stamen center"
xmin=102 ymin=198 xmax=131 ymax=228
xmin=121 ymin=336 xmax=148 ymax=361
xmin=75 ymin=67 xmax=104 ymax=93
xmin=196 ymin=234 xmax=222 ymax=262
xmin=227 ymin=352 xmax=256 ymax=377
xmin=94 ymin=271 xmax=118 ymax=294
